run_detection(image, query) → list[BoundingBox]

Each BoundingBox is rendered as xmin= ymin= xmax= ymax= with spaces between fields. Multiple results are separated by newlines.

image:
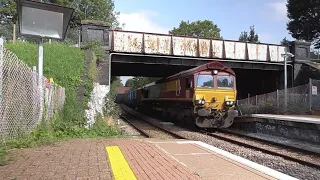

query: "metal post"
xmin=38 ymin=38 xmax=44 ymax=122
xmin=309 ymin=78 xmax=312 ymax=112
xmin=78 ymin=28 xmax=81 ymax=48
xmin=284 ymin=55 xmax=288 ymax=114
xmin=38 ymin=38 xmax=43 ymax=82
xmin=84 ymin=5 xmax=87 ymax=20
xmin=13 ymin=24 xmax=16 ymax=42
xmin=0 ymin=38 xmax=3 ymax=113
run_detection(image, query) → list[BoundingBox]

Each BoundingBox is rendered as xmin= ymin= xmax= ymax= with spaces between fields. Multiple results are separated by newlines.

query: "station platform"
xmin=0 ymin=138 xmax=297 ymax=180
xmin=251 ymin=114 xmax=320 ymax=124
xmin=108 ymin=139 xmax=296 ymax=180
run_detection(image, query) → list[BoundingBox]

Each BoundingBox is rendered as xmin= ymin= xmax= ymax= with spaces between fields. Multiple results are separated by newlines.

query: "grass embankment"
xmin=0 ymin=42 xmax=120 ymax=165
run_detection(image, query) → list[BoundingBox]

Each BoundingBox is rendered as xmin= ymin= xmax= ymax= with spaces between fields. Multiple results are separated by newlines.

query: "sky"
xmin=114 ymin=0 xmax=292 ymax=84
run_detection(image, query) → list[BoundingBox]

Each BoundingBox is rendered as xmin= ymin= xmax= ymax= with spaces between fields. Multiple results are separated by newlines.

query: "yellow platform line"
xmin=106 ymin=146 xmax=137 ymax=180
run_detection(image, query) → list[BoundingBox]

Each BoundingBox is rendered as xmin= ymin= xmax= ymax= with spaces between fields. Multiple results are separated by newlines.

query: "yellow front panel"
xmin=194 ymin=89 xmax=237 ymax=110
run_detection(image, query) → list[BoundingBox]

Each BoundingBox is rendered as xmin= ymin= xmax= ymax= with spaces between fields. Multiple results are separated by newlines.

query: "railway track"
xmin=200 ymin=129 xmax=320 ymax=169
xmin=120 ymin=109 xmax=184 ymax=139
xmin=218 ymin=129 xmax=320 ymax=156
xmin=121 ymin=104 xmax=320 ymax=170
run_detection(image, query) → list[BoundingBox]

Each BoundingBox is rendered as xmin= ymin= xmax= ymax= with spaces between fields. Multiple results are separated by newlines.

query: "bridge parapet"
xmin=289 ymin=41 xmax=312 ymax=62
xmin=81 ymin=20 xmax=110 ymax=49
xmin=109 ymin=30 xmax=290 ymax=63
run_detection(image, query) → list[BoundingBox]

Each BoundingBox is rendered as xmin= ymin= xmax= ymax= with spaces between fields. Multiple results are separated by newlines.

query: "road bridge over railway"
xmin=81 ymin=21 xmax=313 ymax=98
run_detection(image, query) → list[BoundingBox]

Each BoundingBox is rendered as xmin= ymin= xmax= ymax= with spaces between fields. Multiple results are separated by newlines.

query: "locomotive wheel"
xmin=175 ymin=113 xmax=185 ymax=126
xmin=184 ymin=116 xmax=194 ymax=127
xmin=162 ymin=108 xmax=168 ymax=117
xmin=195 ymin=116 xmax=215 ymax=128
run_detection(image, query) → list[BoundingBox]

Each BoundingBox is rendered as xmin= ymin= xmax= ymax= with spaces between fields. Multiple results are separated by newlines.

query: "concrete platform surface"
xmin=252 ymin=114 xmax=320 ymax=124
xmin=145 ymin=139 xmax=298 ymax=180
xmin=0 ymin=138 xmax=298 ymax=180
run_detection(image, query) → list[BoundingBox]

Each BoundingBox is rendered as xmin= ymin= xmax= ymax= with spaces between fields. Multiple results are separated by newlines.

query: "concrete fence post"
xmin=247 ymin=93 xmax=250 ymax=104
xmin=309 ymin=78 xmax=312 ymax=112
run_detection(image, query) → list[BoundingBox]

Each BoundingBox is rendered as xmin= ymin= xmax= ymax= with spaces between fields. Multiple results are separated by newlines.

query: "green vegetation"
xmin=239 ymin=25 xmax=260 ymax=43
xmin=105 ymin=77 xmax=123 ymax=118
xmin=169 ymin=20 xmax=222 ymax=39
xmin=287 ymin=0 xmax=320 ymax=48
xmin=0 ymin=142 xmax=7 ymax=166
xmin=281 ymin=37 xmax=291 ymax=46
xmin=82 ymin=41 xmax=104 ymax=63
xmin=125 ymin=77 xmax=160 ymax=90
xmin=6 ymin=41 xmax=86 ymax=128
xmin=1 ymin=42 xmax=121 ymax=166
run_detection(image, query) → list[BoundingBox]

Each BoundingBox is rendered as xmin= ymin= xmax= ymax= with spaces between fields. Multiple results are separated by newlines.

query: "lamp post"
xmin=17 ymin=0 xmax=73 ymax=81
xmin=281 ymin=52 xmax=294 ymax=113
xmin=16 ymin=0 xmax=73 ymax=120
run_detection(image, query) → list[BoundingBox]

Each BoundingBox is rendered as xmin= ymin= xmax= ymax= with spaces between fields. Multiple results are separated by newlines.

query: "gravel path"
xmin=122 ymin=105 xmax=320 ymax=180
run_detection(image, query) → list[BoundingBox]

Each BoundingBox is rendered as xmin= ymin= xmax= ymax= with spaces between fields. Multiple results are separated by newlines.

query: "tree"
xmin=0 ymin=23 xmax=13 ymax=41
xmin=127 ymin=77 xmax=160 ymax=90
xmin=125 ymin=79 xmax=134 ymax=87
xmin=111 ymin=76 xmax=123 ymax=86
xmin=287 ymin=0 xmax=320 ymax=48
xmin=0 ymin=0 xmax=121 ymax=41
xmin=70 ymin=0 xmax=121 ymax=29
xmin=169 ymin=20 xmax=221 ymax=39
xmin=239 ymin=25 xmax=259 ymax=43
xmin=280 ymin=37 xmax=291 ymax=46
xmin=0 ymin=0 xmax=16 ymax=41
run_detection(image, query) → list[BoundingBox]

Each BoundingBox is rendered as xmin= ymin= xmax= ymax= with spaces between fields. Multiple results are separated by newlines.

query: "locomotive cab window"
xmin=143 ymin=90 xmax=149 ymax=98
xmin=217 ymin=75 xmax=234 ymax=89
xmin=186 ymin=78 xmax=193 ymax=89
xmin=197 ymin=75 xmax=214 ymax=88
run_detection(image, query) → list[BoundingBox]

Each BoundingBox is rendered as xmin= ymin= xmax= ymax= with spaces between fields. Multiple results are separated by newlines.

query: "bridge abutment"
xmin=289 ymin=41 xmax=320 ymax=86
xmin=80 ymin=21 xmax=112 ymax=126
xmin=81 ymin=20 xmax=111 ymax=87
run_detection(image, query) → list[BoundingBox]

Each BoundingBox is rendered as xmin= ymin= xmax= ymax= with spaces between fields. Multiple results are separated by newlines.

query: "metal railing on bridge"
xmin=237 ymin=79 xmax=320 ymax=115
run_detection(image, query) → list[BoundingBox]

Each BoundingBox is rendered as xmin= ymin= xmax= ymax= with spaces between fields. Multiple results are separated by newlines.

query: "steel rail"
xmin=120 ymin=114 xmax=150 ymax=138
xmin=200 ymin=129 xmax=320 ymax=169
xmin=121 ymin=107 xmax=185 ymax=139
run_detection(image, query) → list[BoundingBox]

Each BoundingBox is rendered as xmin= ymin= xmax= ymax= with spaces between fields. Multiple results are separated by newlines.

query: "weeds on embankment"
xmin=0 ymin=41 xmax=121 ymax=166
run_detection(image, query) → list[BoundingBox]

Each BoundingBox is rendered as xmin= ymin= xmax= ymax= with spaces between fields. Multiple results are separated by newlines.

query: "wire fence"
xmin=238 ymin=79 xmax=320 ymax=115
xmin=0 ymin=39 xmax=66 ymax=140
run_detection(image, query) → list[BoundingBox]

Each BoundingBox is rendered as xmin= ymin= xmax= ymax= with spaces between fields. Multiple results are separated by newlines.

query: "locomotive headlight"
xmin=225 ymin=101 xmax=234 ymax=105
xmin=196 ymin=99 xmax=206 ymax=105
xmin=213 ymin=70 xmax=218 ymax=75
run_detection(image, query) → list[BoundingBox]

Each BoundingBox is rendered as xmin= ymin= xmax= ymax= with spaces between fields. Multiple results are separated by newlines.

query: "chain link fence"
xmin=0 ymin=39 xmax=66 ymax=140
xmin=238 ymin=79 xmax=320 ymax=115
